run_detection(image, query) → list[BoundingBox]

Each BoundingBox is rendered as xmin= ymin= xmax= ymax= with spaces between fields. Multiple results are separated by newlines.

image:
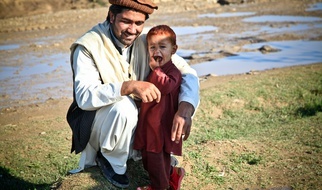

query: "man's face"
xmin=109 ymin=10 xmax=146 ymax=46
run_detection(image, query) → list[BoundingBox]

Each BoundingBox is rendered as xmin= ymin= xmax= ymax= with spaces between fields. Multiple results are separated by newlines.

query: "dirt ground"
xmin=1 ymin=0 xmax=322 ymax=108
xmin=0 ymin=0 xmax=321 ymax=189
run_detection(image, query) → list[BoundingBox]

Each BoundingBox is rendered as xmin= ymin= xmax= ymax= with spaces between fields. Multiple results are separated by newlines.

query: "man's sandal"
xmin=137 ymin=185 xmax=153 ymax=190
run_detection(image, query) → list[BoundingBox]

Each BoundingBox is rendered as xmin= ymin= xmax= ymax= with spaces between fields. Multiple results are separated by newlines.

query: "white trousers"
xmin=78 ymin=96 xmax=139 ymax=174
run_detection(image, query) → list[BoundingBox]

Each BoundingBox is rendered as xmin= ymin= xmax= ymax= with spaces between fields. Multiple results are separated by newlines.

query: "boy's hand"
xmin=149 ymin=55 xmax=161 ymax=70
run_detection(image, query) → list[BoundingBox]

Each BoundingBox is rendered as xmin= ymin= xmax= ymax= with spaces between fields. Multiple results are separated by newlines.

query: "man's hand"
xmin=171 ymin=101 xmax=195 ymax=143
xmin=121 ymin=81 xmax=161 ymax=103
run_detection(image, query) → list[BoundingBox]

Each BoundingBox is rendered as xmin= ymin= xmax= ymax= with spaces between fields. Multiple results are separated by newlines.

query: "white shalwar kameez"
xmin=68 ymin=22 xmax=199 ymax=175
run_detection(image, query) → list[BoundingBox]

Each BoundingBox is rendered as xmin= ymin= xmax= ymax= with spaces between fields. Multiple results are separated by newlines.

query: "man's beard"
xmin=119 ymin=31 xmax=139 ymax=46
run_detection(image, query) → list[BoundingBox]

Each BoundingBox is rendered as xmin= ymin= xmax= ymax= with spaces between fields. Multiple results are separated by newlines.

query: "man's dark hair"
xmin=106 ymin=4 xmax=149 ymax=22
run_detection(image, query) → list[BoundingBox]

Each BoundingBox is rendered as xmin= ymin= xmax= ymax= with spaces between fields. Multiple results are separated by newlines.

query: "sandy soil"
xmin=0 ymin=0 xmax=321 ymax=189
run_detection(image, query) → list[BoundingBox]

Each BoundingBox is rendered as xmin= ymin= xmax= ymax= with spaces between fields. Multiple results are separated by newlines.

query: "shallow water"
xmin=243 ymin=15 xmax=322 ymax=23
xmin=1 ymin=39 xmax=321 ymax=108
xmin=0 ymin=52 xmax=71 ymax=107
xmin=190 ymin=40 xmax=322 ymax=77
xmin=0 ymin=53 xmax=69 ymax=80
xmin=227 ymin=23 xmax=322 ymax=39
xmin=198 ymin=12 xmax=255 ymax=18
xmin=1 ymin=10 xmax=322 ymax=108
xmin=0 ymin=44 xmax=20 ymax=51
xmin=143 ymin=26 xmax=218 ymax=36
xmin=306 ymin=2 xmax=322 ymax=11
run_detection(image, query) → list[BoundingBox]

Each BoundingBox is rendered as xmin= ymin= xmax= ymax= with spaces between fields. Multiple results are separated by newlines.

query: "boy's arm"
xmin=148 ymin=66 xmax=182 ymax=95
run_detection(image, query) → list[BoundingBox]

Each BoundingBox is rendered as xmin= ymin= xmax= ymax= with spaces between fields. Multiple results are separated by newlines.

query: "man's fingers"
xmin=141 ymin=87 xmax=161 ymax=103
xmin=184 ymin=117 xmax=192 ymax=141
xmin=154 ymin=89 xmax=161 ymax=103
xmin=182 ymin=120 xmax=191 ymax=140
xmin=147 ymin=86 xmax=161 ymax=103
xmin=143 ymin=93 xmax=153 ymax=103
xmin=171 ymin=115 xmax=192 ymax=143
xmin=170 ymin=102 xmax=194 ymax=143
xmin=175 ymin=124 xmax=184 ymax=143
xmin=172 ymin=114 xmax=186 ymax=143
xmin=171 ymin=122 xmax=178 ymax=142
xmin=133 ymin=81 xmax=161 ymax=103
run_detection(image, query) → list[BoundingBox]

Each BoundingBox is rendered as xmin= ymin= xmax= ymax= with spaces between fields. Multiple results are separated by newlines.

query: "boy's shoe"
xmin=169 ymin=167 xmax=185 ymax=190
xmin=137 ymin=167 xmax=185 ymax=190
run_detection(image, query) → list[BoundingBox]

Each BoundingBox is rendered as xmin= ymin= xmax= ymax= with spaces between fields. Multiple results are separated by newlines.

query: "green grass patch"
xmin=1 ymin=64 xmax=321 ymax=189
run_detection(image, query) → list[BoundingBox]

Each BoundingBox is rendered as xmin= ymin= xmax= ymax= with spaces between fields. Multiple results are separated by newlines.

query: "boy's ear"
xmin=172 ymin=45 xmax=178 ymax=54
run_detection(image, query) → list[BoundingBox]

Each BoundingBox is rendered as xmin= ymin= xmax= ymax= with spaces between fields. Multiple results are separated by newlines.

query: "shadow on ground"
xmin=54 ymin=159 xmax=150 ymax=190
xmin=0 ymin=167 xmax=50 ymax=189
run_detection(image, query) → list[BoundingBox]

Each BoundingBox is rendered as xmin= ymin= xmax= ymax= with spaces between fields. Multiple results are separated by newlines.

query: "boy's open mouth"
xmin=153 ymin=56 xmax=162 ymax=63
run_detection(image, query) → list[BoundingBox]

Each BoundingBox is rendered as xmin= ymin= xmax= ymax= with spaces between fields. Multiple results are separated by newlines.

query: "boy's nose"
xmin=153 ymin=50 xmax=161 ymax=56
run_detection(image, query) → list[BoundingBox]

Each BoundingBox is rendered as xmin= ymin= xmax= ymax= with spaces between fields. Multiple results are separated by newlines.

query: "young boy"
xmin=133 ymin=25 xmax=185 ymax=190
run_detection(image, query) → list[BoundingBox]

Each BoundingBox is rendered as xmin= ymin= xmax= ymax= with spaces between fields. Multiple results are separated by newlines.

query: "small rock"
xmin=258 ymin=45 xmax=281 ymax=54
xmin=246 ymin=70 xmax=259 ymax=75
xmin=218 ymin=50 xmax=238 ymax=56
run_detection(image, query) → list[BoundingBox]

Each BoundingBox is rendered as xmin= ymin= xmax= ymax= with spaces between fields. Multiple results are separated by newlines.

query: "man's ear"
xmin=172 ymin=45 xmax=178 ymax=54
xmin=109 ymin=12 xmax=115 ymax=24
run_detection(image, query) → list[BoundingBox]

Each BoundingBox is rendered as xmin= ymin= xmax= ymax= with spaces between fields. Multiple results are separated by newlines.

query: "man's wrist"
xmin=121 ymin=81 xmax=133 ymax=96
xmin=178 ymin=101 xmax=195 ymax=118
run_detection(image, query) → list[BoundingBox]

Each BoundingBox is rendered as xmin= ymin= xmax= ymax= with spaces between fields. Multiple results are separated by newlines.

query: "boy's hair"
xmin=146 ymin=25 xmax=177 ymax=45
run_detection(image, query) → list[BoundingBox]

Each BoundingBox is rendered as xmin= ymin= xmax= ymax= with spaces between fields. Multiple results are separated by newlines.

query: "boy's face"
xmin=147 ymin=34 xmax=178 ymax=67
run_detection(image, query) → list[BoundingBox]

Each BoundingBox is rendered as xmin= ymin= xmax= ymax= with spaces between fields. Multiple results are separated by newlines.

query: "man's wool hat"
xmin=109 ymin=0 xmax=158 ymax=14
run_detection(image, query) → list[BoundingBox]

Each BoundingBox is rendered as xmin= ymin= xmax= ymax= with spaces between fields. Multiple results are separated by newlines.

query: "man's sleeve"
xmin=72 ymin=45 xmax=123 ymax=110
xmin=171 ymin=54 xmax=200 ymax=110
